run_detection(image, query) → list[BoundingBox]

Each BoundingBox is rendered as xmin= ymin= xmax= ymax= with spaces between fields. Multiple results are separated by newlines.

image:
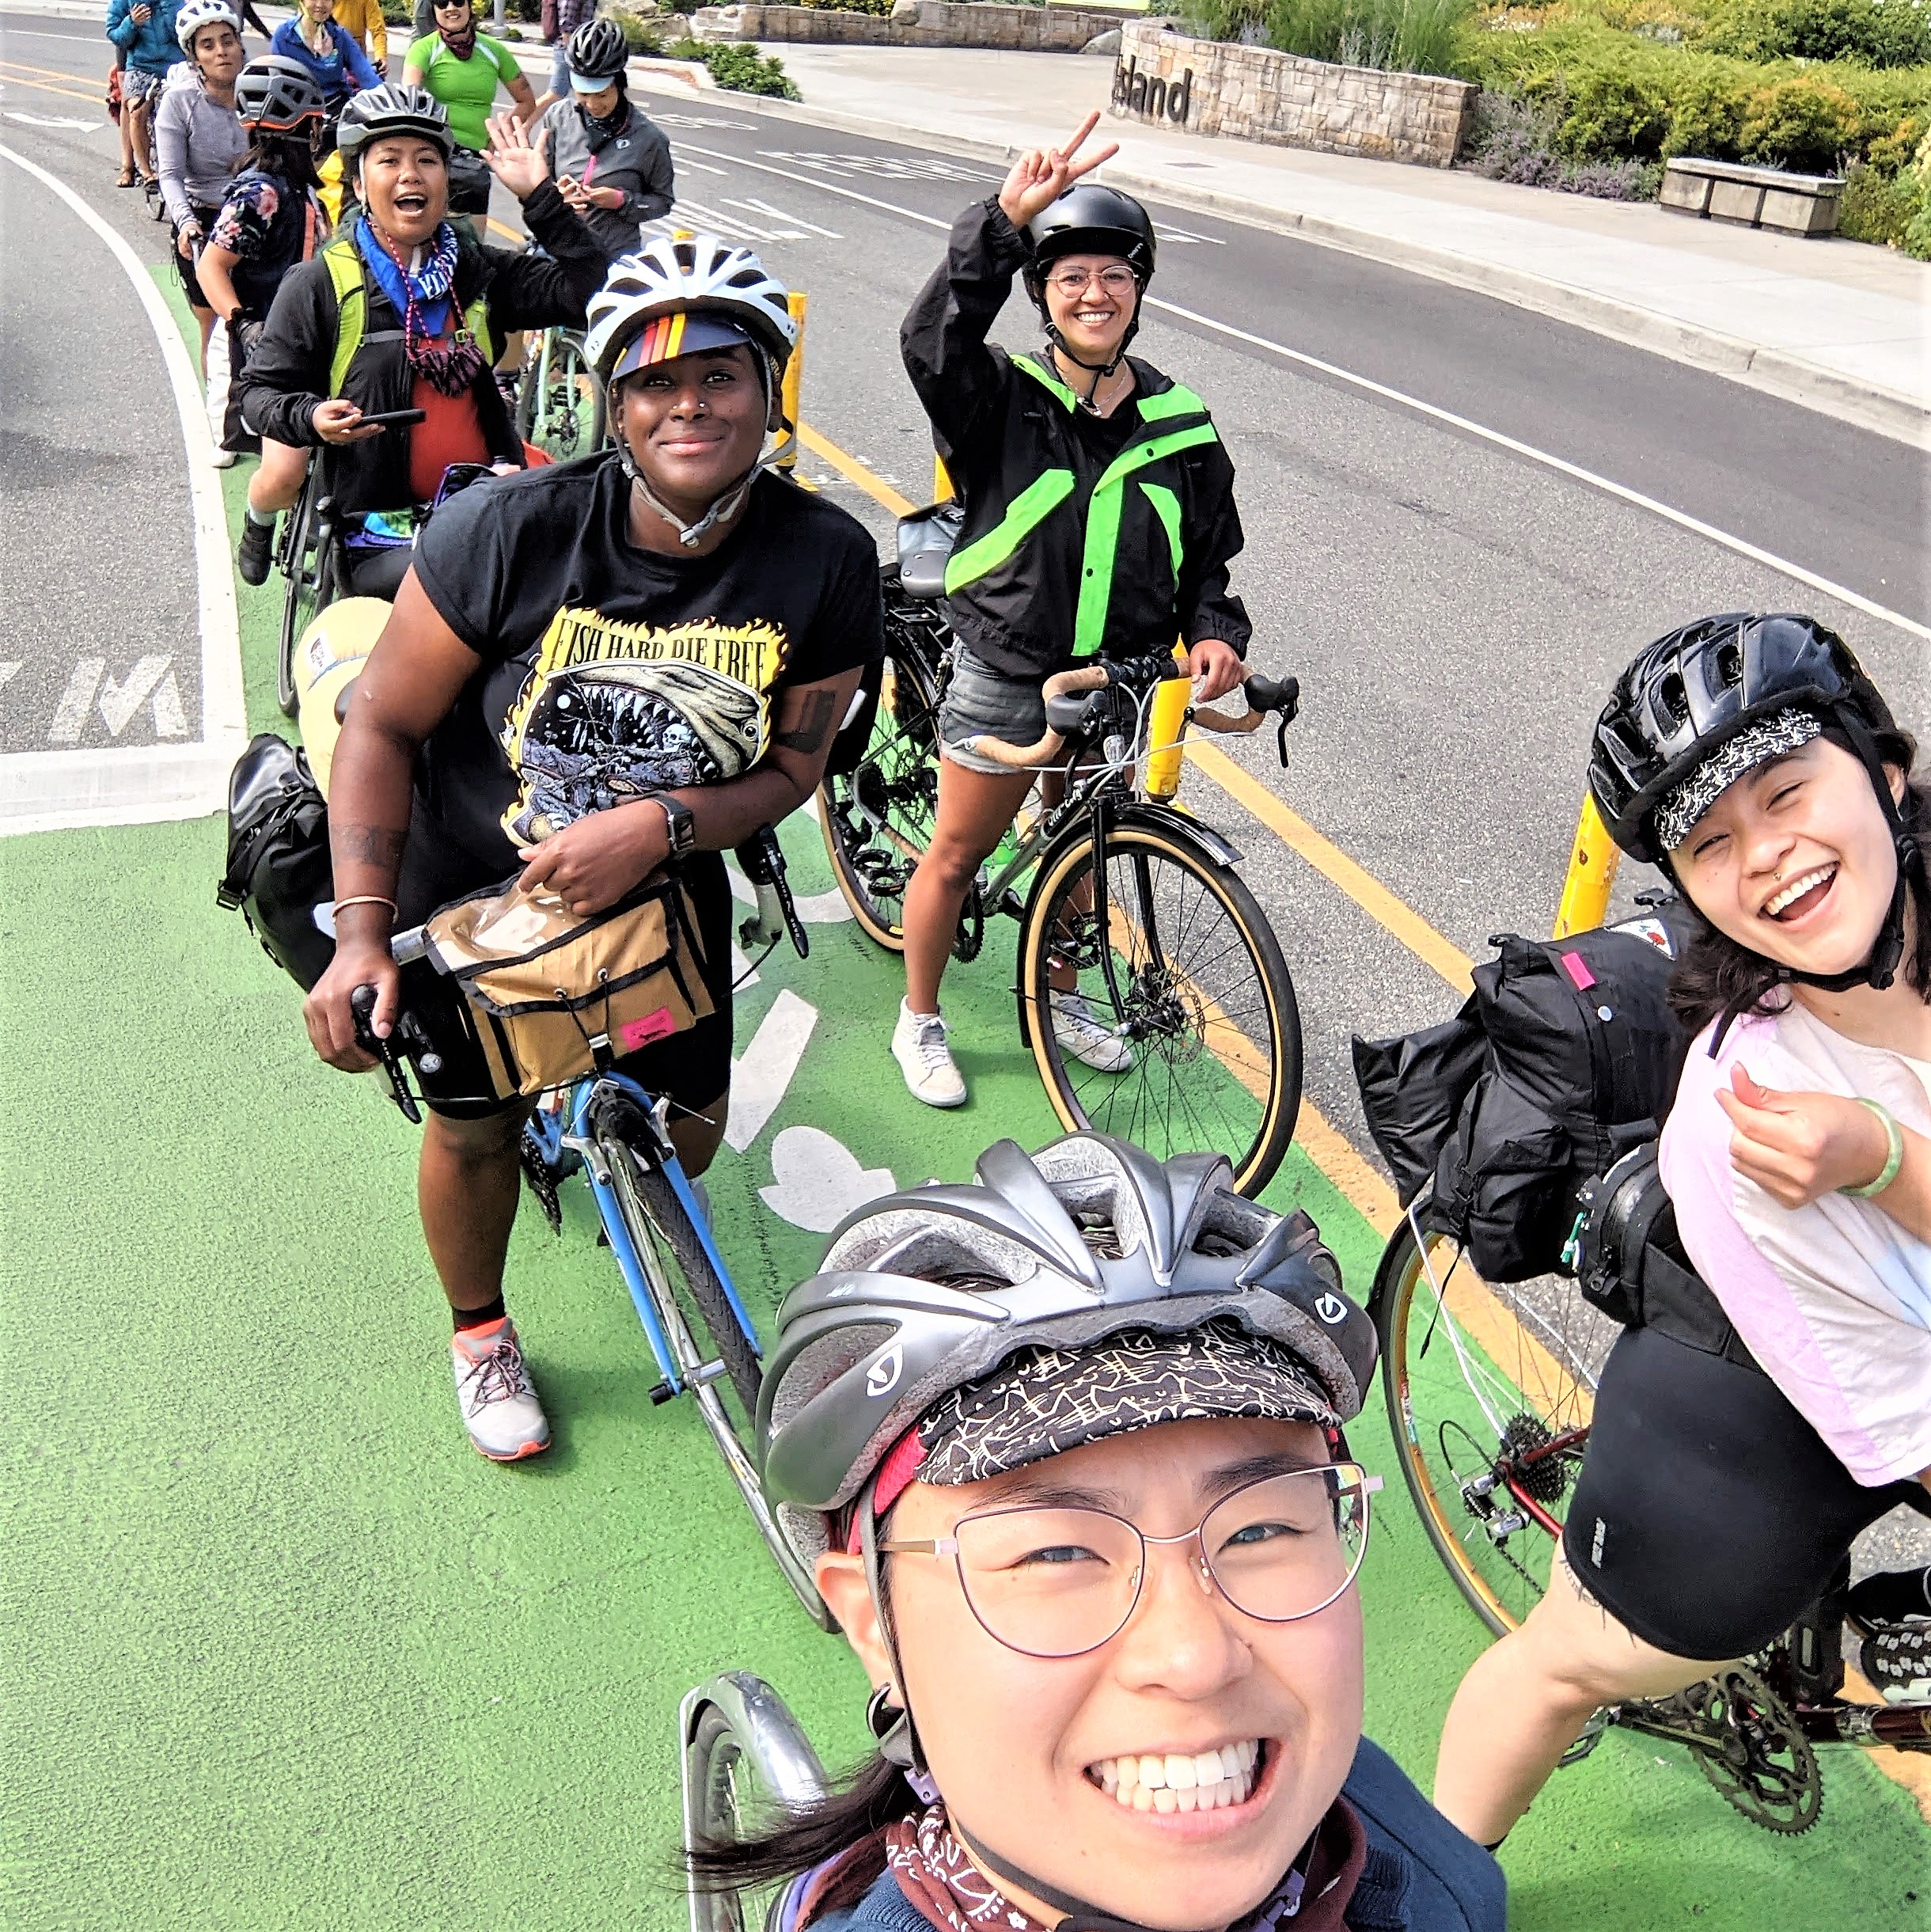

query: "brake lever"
xmin=735 ymin=824 xmax=809 ymax=961
xmin=351 ymin=983 xmax=422 ymax=1124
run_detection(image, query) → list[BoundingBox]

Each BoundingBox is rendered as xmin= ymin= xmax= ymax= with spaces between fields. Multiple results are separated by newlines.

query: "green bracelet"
xmin=1842 ymin=1099 xmax=1906 ymax=1199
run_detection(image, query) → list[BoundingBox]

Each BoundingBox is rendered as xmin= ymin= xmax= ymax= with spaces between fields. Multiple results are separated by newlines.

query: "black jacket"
xmin=537 ymin=97 xmax=674 ymax=261
xmin=241 ymin=183 xmax=604 ymax=517
xmin=900 ymin=198 xmax=1250 ymax=680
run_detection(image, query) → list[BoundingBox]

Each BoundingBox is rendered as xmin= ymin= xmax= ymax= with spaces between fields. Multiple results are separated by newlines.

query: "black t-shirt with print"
xmin=408 ymin=454 xmax=885 ymax=889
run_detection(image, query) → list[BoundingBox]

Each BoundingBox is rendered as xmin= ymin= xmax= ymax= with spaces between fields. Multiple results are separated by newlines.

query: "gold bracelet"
xmin=333 ymin=894 xmax=398 ymax=917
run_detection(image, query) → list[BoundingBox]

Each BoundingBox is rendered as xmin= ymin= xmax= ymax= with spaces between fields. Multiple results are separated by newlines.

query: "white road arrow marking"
xmin=97 ymin=656 xmax=173 ymax=738
xmin=150 ymin=668 xmax=188 ymax=738
xmin=0 ymin=663 xmax=21 ymax=702
xmin=730 ymin=196 xmax=841 ymax=240
xmin=725 ymin=987 xmax=816 ymax=1153
xmin=759 ymin=1125 xmax=894 ymax=1232
xmin=49 ymin=659 xmax=104 ymax=744
xmin=5 ymin=113 xmax=99 ymax=132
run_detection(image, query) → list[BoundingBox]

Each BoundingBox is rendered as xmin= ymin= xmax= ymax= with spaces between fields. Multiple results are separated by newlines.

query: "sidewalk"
xmin=660 ymin=44 xmax=1931 ymax=446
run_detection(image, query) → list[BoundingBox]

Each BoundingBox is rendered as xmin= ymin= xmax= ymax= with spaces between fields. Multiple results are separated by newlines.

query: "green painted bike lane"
xmin=1 ymin=278 xmax=1925 ymax=1930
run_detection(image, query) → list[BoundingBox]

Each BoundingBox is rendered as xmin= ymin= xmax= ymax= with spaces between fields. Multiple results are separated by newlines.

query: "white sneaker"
xmin=211 ymin=448 xmax=237 ymax=469
xmin=893 ymin=999 xmax=966 ymax=1108
xmin=451 ymin=1315 xmax=551 ymax=1460
xmin=1051 ymin=993 xmax=1135 ymax=1073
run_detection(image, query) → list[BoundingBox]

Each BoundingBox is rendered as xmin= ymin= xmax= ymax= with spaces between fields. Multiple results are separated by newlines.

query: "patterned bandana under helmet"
xmin=1653 ymin=708 xmax=1823 ymax=855
xmin=915 ymin=1320 xmax=1341 ymax=1490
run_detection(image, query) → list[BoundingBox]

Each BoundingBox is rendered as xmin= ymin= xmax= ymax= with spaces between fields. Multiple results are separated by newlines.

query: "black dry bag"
xmin=217 ymin=732 xmax=336 ymax=991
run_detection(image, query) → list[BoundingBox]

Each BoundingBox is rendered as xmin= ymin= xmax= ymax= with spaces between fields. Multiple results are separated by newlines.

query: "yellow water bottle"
xmin=1142 ymin=643 xmax=1191 ymax=802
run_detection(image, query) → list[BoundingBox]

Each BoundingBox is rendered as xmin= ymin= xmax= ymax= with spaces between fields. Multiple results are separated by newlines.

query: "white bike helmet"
xmin=585 ymin=237 xmax=800 ymax=547
xmin=176 ymin=0 xmax=241 ymax=54
xmin=583 ymin=234 xmax=797 ymax=383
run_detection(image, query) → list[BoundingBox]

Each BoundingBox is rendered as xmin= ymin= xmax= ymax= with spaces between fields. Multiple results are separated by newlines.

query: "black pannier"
xmin=1352 ymin=906 xmax=1696 ymax=1282
xmin=217 ymin=732 xmax=336 ymax=991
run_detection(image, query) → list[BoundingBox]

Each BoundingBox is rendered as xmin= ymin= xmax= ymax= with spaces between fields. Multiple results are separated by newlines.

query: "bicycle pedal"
xmin=647 ymin=1380 xmax=675 ymax=1406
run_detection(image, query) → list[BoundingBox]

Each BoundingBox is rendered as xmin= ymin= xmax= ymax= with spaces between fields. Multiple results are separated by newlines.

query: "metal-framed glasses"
xmin=878 ymin=1463 xmax=1380 ymax=1661
xmin=1046 ymin=267 xmax=1139 ymax=298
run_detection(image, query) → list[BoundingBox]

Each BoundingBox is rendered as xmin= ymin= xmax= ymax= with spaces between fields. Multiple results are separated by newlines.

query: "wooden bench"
xmin=1661 ymin=158 xmax=1844 ymax=237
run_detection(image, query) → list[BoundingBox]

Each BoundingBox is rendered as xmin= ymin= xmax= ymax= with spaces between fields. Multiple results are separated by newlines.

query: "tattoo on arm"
xmin=338 ymin=824 xmax=408 ymax=868
xmin=775 ymin=689 xmax=838 ymax=755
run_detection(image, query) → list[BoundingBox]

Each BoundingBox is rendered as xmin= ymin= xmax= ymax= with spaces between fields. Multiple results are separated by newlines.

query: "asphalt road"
xmin=4 ymin=9 xmax=1926 ymax=1554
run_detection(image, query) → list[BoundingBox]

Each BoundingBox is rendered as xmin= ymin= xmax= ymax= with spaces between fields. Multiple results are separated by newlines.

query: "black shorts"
xmin=1561 ymin=1325 xmax=1927 ymax=1659
xmin=393 ymin=837 xmax=734 ymax=1124
xmin=173 ymin=204 xmax=218 ymax=309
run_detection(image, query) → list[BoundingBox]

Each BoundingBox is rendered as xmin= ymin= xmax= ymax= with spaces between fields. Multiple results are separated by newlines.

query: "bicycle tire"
xmin=275 ymin=472 xmax=324 ymax=718
xmin=1373 ymin=1202 xmax=1613 ymax=1638
xmin=818 ymin=598 xmax=944 ymax=951
xmin=1019 ymin=818 xmax=1300 ymax=1198
xmin=599 ymin=1129 xmax=763 ymax=1419
xmin=515 ymin=331 xmax=605 ymax=461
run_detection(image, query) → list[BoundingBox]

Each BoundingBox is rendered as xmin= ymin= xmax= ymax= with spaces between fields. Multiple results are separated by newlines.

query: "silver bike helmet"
xmin=175 ymin=0 xmax=241 ymax=55
xmin=234 ymin=55 xmax=327 ymax=132
xmin=566 ymin=15 xmax=630 ymax=83
xmin=336 ymin=83 xmax=454 ymax=175
xmin=758 ymin=1133 xmax=1375 ymax=1570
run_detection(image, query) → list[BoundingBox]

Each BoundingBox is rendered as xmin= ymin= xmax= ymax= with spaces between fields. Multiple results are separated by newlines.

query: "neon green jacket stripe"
xmin=1072 ymin=422 xmax=1222 ymax=655
xmin=1140 ymin=480 xmax=1182 ymax=583
xmin=943 ymin=467 xmax=1078 ymax=596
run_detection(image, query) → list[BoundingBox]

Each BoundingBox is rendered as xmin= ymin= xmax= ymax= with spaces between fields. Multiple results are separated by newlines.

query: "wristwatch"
xmin=653 ymin=794 xmax=696 ymax=859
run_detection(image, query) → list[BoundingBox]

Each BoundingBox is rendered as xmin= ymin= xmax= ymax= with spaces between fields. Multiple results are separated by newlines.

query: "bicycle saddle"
xmin=896 ymin=500 xmax=964 ymax=601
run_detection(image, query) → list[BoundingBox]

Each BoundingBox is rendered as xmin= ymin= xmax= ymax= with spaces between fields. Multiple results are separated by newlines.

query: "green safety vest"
xmin=322 ymin=237 xmax=495 ymax=398
xmin=942 ymin=358 xmax=1221 ymax=659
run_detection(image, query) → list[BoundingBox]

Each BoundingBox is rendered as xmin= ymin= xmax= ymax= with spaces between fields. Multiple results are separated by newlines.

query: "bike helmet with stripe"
xmin=757 ymin=1133 xmax=1375 ymax=1569
xmin=335 ymin=82 xmax=454 ymax=174
xmin=234 ymin=55 xmax=328 ymax=132
xmin=566 ymin=16 xmax=630 ymax=82
xmin=176 ymin=0 xmax=241 ymax=54
xmin=583 ymin=234 xmax=798 ymax=381
xmin=1024 ymin=182 xmax=1157 ymax=288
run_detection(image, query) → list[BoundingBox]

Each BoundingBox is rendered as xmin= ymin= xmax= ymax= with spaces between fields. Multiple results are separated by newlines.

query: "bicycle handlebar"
xmin=962 ymin=663 xmax=1299 ymax=772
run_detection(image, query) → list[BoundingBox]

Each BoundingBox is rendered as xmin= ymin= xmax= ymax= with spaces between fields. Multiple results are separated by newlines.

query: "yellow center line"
xmin=800 ymin=422 xmax=916 ymax=516
xmin=0 ymin=66 xmax=108 ymax=108
xmin=485 ymin=215 xmax=525 ymax=247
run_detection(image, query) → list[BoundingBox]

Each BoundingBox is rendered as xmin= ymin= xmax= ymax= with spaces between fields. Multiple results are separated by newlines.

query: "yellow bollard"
xmin=933 ymin=451 xmax=954 ymax=503
xmin=1141 ymin=643 xmax=1192 ymax=802
xmin=777 ymin=290 xmax=807 ymax=472
xmin=1552 ymin=790 xmax=1621 ymax=939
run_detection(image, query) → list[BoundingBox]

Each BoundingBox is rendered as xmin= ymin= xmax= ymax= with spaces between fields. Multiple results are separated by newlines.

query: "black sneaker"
xmin=237 ymin=515 xmax=275 ymax=586
xmin=1846 ymin=1566 xmax=1931 ymax=1631
xmin=1861 ymin=1623 xmax=1931 ymax=1705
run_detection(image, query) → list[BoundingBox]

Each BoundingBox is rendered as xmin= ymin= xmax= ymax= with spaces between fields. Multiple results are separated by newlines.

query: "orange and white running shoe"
xmin=451 ymin=1317 xmax=551 ymax=1461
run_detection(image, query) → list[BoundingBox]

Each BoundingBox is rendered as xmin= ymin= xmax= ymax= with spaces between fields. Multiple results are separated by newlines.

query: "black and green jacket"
xmin=901 ymin=199 xmax=1250 ymax=680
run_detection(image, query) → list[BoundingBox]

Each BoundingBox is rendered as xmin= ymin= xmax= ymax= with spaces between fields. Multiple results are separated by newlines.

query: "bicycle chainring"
xmin=518 ymin=1128 xmax=564 ymax=1237
xmin=1500 ymin=1411 xmax=1569 ymax=1506
xmin=1676 ymin=1668 xmax=1823 ymax=1834
xmin=951 ymin=882 xmax=984 ymax=963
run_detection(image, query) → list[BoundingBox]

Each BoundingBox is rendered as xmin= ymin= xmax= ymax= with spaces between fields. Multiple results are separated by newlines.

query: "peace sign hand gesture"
xmin=997 ymin=112 xmax=1121 ymax=232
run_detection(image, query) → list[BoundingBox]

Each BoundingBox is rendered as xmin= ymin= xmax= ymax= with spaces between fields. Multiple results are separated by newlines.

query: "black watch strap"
xmin=654 ymin=795 xmax=696 ymax=858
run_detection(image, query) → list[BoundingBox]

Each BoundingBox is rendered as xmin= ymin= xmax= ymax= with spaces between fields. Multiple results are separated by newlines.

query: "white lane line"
xmin=670 ymin=150 xmax=729 ymax=176
xmin=732 ymin=195 xmax=841 ymax=239
xmin=0 ymin=142 xmax=245 ymax=833
xmin=725 ymin=987 xmax=817 ymax=1152
xmin=0 ymin=664 xmax=21 ymax=700
xmin=676 ymin=141 xmax=1926 ymax=643
xmin=669 ymin=195 xmax=769 ymax=241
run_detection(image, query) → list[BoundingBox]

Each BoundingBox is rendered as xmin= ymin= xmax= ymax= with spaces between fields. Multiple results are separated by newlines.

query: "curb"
xmin=664 ymin=83 xmax=1930 ymax=450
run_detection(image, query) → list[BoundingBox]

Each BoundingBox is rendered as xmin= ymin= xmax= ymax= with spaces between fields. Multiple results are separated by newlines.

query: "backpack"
xmin=1352 ymin=906 xmax=1694 ymax=1283
xmin=217 ymin=732 xmax=336 ymax=991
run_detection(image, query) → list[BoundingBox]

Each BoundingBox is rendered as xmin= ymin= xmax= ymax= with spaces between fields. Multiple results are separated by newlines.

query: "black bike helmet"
xmin=566 ymin=16 xmax=629 ymax=82
xmin=1020 ymin=184 xmax=1157 ymax=392
xmin=234 ymin=55 xmax=327 ymax=133
xmin=1590 ymin=610 xmax=1918 ymax=998
xmin=1590 ymin=613 xmax=1895 ymax=866
xmin=335 ymin=82 xmax=454 ymax=175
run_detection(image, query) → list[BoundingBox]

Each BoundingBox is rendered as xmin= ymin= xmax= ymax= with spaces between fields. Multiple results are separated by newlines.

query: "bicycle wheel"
xmin=1374 ymin=1199 xmax=1618 ymax=1637
xmin=275 ymin=475 xmax=325 ymax=718
xmin=818 ymin=595 xmax=943 ymax=950
xmin=1019 ymin=818 xmax=1300 ymax=1197
xmin=681 ymin=1675 xmax=829 ymax=1932
xmin=515 ymin=332 xmax=605 ymax=461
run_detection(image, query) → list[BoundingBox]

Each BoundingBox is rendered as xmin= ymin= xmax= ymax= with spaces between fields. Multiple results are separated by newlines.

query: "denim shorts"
xmin=937 ymin=651 xmax=1048 ymax=776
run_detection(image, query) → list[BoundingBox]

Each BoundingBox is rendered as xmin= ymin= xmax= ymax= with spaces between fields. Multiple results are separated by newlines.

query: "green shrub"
xmin=1555 ymin=59 xmax=1671 ymax=150
xmin=1837 ymin=156 xmax=1918 ymax=236
xmin=666 ymin=36 xmax=805 ymax=94
xmin=1182 ymin=0 xmax=1474 ymax=70
xmin=616 ymin=11 xmax=665 ymax=50
xmin=1702 ymin=0 xmax=1931 ymax=68
xmin=1737 ymin=70 xmax=1865 ymax=166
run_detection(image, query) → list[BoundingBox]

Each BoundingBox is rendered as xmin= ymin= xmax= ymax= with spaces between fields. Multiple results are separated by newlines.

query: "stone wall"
xmin=1109 ymin=21 xmax=1476 ymax=169
xmin=691 ymin=2 xmax=1130 ymax=51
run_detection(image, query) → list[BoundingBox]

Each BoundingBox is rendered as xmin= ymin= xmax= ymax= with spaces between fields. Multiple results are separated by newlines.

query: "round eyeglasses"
xmin=1045 ymin=267 xmax=1139 ymax=298
xmin=878 ymin=1463 xmax=1380 ymax=1661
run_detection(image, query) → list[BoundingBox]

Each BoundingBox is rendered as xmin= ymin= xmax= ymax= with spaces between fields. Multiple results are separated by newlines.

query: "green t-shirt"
xmin=405 ymin=32 xmax=522 ymax=151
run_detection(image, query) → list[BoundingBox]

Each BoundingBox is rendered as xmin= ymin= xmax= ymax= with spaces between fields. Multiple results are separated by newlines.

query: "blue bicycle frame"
xmin=524 ymin=1070 xmax=761 ymax=1398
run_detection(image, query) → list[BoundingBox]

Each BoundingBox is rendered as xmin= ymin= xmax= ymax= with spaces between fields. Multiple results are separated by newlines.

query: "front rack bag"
xmin=424 ymin=871 xmax=715 ymax=1103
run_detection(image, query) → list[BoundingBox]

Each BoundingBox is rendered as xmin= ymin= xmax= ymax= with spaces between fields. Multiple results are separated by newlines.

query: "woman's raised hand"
xmin=484 ymin=112 xmax=552 ymax=199
xmin=996 ymin=111 xmax=1121 ymax=232
xmin=1716 ymin=1065 xmax=1895 ymax=1208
